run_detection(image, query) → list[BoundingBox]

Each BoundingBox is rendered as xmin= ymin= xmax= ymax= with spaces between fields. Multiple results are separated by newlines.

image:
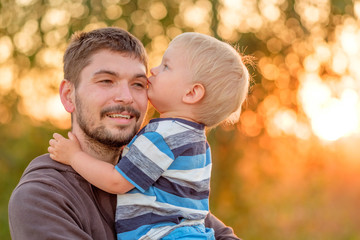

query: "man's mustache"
xmin=100 ymin=105 xmax=141 ymax=120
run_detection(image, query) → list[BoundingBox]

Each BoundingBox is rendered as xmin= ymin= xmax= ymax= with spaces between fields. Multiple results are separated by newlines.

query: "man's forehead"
xmin=88 ymin=50 xmax=146 ymax=74
xmin=91 ymin=49 xmax=142 ymax=61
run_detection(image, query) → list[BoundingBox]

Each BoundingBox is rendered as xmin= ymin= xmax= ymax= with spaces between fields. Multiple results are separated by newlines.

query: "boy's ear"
xmin=59 ymin=79 xmax=75 ymax=113
xmin=183 ymin=83 xmax=205 ymax=104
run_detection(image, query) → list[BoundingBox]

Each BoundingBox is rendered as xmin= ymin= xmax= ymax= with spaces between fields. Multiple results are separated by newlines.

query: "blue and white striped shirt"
xmin=114 ymin=118 xmax=212 ymax=239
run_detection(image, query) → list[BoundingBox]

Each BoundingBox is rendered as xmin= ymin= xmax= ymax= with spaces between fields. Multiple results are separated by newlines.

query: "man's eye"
xmin=133 ymin=82 xmax=146 ymax=88
xmin=99 ymin=79 xmax=112 ymax=84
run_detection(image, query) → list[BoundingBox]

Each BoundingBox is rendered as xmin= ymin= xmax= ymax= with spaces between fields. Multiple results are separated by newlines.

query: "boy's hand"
xmin=48 ymin=132 xmax=81 ymax=166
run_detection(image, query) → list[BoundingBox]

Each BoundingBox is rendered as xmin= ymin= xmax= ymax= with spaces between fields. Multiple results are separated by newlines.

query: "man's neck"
xmin=72 ymin=128 xmax=122 ymax=165
xmin=81 ymin=138 xmax=122 ymax=165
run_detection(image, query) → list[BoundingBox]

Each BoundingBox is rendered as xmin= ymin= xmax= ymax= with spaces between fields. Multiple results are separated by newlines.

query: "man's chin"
xmin=92 ymin=132 xmax=132 ymax=148
xmin=96 ymin=138 xmax=129 ymax=148
xmin=102 ymin=126 xmax=138 ymax=147
xmin=81 ymin=124 xmax=137 ymax=149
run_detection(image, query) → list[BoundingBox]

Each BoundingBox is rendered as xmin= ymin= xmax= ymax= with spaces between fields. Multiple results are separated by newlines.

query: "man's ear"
xmin=59 ymin=79 xmax=75 ymax=113
xmin=183 ymin=83 xmax=205 ymax=104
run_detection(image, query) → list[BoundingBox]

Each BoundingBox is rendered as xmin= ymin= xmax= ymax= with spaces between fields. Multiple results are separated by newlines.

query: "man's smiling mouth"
xmin=107 ymin=113 xmax=131 ymax=119
xmin=101 ymin=106 xmax=141 ymax=121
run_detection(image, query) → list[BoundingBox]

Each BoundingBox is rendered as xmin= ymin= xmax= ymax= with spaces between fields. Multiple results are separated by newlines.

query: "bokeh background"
xmin=1 ymin=0 xmax=360 ymax=239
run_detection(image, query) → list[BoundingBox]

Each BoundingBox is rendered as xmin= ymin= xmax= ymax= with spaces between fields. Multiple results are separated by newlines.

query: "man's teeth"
xmin=108 ymin=114 xmax=131 ymax=119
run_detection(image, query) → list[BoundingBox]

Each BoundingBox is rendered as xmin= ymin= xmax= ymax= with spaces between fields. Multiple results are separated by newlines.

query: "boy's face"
xmin=148 ymin=44 xmax=193 ymax=115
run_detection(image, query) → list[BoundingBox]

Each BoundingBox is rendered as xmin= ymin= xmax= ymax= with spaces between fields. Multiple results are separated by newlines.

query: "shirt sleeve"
xmin=8 ymin=181 xmax=94 ymax=240
xmin=205 ymin=212 xmax=241 ymax=240
xmin=115 ymin=131 xmax=175 ymax=192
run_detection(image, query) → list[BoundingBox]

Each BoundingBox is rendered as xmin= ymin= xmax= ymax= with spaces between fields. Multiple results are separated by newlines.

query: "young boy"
xmin=49 ymin=32 xmax=250 ymax=239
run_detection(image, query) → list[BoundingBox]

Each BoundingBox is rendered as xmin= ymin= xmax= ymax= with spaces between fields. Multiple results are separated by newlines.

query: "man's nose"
xmin=113 ymin=82 xmax=133 ymax=104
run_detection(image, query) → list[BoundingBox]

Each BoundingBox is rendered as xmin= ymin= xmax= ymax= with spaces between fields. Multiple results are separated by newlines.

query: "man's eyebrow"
xmin=93 ymin=70 xmax=119 ymax=77
xmin=93 ymin=70 xmax=147 ymax=79
xmin=134 ymin=73 xmax=148 ymax=79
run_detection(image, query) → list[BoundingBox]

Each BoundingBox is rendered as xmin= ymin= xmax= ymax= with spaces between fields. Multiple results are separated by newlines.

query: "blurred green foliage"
xmin=1 ymin=0 xmax=360 ymax=239
xmin=0 ymin=95 xmax=68 ymax=239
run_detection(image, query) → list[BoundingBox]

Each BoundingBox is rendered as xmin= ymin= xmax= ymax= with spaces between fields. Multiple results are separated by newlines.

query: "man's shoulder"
xmin=9 ymin=154 xmax=117 ymax=240
xmin=20 ymin=153 xmax=77 ymax=182
xmin=25 ymin=153 xmax=71 ymax=170
xmin=11 ymin=153 xmax=84 ymax=200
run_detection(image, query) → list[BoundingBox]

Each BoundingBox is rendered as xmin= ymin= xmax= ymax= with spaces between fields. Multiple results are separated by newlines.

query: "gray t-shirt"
xmin=8 ymin=154 xmax=240 ymax=240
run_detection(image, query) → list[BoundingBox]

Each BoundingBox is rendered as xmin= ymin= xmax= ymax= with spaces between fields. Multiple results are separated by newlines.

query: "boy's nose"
xmin=150 ymin=66 xmax=159 ymax=76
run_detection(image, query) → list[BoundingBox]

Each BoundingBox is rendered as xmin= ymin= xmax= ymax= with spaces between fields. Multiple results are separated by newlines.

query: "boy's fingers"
xmin=49 ymin=139 xmax=56 ymax=146
xmin=49 ymin=153 xmax=56 ymax=160
xmin=48 ymin=146 xmax=56 ymax=156
xmin=68 ymin=132 xmax=75 ymax=140
xmin=68 ymin=132 xmax=80 ymax=145
xmin=53 ymin=133 xmax=64 ymax=141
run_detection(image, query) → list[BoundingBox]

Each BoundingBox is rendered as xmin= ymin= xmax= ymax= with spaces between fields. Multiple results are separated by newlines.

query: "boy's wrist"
xmin=70 ymin=151 xmax=83 ymax=167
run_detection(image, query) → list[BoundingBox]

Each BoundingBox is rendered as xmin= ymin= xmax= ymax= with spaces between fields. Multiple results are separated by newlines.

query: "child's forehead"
xmin=163 ymin=44 xmax=188 ymax=59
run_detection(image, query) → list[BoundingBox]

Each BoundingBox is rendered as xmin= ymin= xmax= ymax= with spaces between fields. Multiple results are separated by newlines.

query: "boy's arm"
xmin=70 ymin=151 xmax=134 ymax=194
xmin=49 ymin=132 xmax=134 ymax=194
xmin=205 ymin=213 xmax=241 ymax=240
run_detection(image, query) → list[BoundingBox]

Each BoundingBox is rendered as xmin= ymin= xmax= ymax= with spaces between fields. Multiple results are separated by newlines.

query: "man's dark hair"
xmin=63 ymin=27 xmax=148 ymax=87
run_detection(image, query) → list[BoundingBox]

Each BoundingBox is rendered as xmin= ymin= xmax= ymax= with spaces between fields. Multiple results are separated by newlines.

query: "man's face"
xmin=73 ymin=50 xmax=148 ymax=148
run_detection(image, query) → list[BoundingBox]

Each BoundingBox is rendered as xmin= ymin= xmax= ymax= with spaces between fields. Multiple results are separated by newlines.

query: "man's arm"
xmin=205 ymin=212 xmax=241 ymax=240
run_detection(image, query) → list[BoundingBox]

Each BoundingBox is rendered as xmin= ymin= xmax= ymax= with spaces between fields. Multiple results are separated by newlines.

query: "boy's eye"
xmin=163 ymin=64 xmax=168 ymax=70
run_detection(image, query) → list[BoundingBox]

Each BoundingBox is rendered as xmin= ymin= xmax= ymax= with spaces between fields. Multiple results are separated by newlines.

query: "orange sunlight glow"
xmin=298 ymin=19 xmax=360 ymax=141
xmin=218 ymin=0 xmax=263 ymax=40
xmin=16 ymin=68 xmax=70 ymax=129
xmin=0 ymin=36 xmax=13 ymax=63
xmin=299 ymin=75 xmax=359 ymax=141
xmin=0 ymin=65 xmax=14 ymax=93
xmin=180 ymin=0 xmax=212 ymax=34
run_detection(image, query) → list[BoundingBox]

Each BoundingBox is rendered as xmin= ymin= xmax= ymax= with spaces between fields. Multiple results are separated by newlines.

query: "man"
xmin=8 ymin=27 xmax=240 ymax=239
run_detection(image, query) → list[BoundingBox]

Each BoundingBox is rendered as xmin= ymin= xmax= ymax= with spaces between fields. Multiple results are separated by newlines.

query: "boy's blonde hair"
xmin=170 ymin=32 xmax=250 ymax=128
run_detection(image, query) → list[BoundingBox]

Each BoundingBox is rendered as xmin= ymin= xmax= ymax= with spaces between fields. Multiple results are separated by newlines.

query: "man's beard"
xmin=75 ymin=95 xmax=141 ymax=148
